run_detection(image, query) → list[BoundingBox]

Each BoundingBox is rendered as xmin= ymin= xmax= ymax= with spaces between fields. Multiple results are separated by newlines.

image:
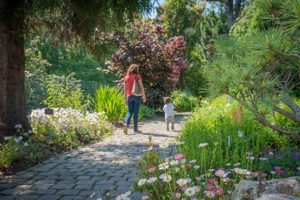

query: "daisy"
xmin=159 ymin=173 xmax=172 ymax=182
xmin=185 ymin=187 xmax=196 ymax=197
xmin=205 ymin=191 xmax=215 ymax=198
xmin=146 ymin=177 xmax=158 ymax=184
xmin=138 ymin=179 xmax=147 ymax=186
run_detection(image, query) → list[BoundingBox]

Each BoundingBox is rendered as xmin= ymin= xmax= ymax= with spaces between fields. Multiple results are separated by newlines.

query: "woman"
xmin=123 ymin=64 xmax=146 ymax=134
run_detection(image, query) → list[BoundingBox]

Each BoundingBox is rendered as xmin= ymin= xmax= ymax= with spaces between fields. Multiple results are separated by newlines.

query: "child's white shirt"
xmin=163 ymin=103 xmax=174 ymax=118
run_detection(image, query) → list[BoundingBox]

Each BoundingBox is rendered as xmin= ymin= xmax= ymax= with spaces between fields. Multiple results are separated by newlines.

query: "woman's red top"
xmin=124 ymin=72 xmax=142 ymax=97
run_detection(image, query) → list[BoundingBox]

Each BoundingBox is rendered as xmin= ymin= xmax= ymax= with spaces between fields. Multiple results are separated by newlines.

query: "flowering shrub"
xmin=0 ymin=109 xmax=112 ymax=173
xmin=31 ymin=108 xmax=111 ymax=151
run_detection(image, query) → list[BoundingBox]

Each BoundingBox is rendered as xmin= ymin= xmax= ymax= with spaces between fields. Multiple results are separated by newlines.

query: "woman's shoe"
xmin=123 ymin=125 xmax=128 ymax=135
xmin=134 ymin=130 xmax=142 ymax=134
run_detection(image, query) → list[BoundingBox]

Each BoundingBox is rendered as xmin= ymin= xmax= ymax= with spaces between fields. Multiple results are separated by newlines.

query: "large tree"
xmin=0 ymin=0 xmax=152 ymax=140
xmin=207 ymin=0 xmax=300 ymax=140
xmin=206 ymin=0 xmax=248 ymax=28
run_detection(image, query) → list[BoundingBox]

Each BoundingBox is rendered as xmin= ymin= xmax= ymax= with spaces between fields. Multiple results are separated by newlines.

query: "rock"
xmin=256 ymin=194 xmax=300 ymax=200
xmin=231 ymin=177 xmax=300 ymax=200
xmin=231 ymin=180 xmax=259 ymax=200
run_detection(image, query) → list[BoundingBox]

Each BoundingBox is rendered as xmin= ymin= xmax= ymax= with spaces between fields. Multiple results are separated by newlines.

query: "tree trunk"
xmin=0 ymin=0 xmax=30 ymax=142
xmin=226 ymin=0 xmax=235 ymax=29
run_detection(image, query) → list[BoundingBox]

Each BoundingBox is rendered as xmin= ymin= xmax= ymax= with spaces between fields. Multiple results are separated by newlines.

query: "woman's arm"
xmin=124 ymin=79 xmax=127 ymax=104
xmin=138 ymin=79 xmax=146 ymax=102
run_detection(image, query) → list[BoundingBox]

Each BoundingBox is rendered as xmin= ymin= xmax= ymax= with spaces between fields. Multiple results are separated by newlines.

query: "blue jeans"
xmin=124 ymin=96 xmax=142 ymax=131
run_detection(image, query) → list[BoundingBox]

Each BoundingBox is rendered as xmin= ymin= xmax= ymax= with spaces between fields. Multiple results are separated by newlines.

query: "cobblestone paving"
xmin=0 ymin=114 xmax=188 ymax=200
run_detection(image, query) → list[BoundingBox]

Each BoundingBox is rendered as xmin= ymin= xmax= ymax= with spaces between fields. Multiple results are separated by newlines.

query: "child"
xmin=163 ymin=97 xmax=175 ymax=131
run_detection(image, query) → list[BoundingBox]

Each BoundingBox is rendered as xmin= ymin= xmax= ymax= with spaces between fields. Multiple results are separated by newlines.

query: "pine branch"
xmin=257 ymin=116 xmax=300 ymax=141
xmin=274 ymin=106 xmax=300 ymax=123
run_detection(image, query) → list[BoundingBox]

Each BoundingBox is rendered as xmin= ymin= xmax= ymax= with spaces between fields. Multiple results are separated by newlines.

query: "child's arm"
xmin=163 ymin=105 xmax=166 ymax=111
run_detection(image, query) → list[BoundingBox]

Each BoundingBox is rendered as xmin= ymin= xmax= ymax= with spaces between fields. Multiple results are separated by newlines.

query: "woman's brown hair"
xmin=126 ymin=64 xmax=139 ymax=75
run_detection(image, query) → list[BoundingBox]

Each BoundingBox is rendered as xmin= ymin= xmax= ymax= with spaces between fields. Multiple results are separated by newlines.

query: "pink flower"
xmin=273 ymin=166 xmax=281 ymax=171
xmin=213 ymin=187 xmax=224 ymax=196
xmin=174 ymin=153 xmax=185 ymax=160
xmin=207 ymin=178 xmax=218 ymax=184
xmin=215 ymin=169 xmax=226 ymax=177
xmin=205 ymin=183 xmax=215 ymax=191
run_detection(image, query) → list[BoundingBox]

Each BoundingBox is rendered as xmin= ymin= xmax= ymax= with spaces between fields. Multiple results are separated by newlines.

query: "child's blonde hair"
xmin=164 ymin=97 xmax=171 ymax=104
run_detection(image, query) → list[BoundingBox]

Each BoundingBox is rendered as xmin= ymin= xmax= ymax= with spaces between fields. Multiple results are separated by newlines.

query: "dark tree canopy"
xmin=0 ymin=0 xmax=153 ymax=140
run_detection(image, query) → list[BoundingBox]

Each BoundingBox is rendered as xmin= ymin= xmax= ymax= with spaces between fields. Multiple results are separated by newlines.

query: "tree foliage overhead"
xmin=0 ymin=0 xmax=153 ymax=138
xmin=207 ymin=0 xmax=300 ymax=140
xmin=101 ymin=20 xmax=187 ymax=108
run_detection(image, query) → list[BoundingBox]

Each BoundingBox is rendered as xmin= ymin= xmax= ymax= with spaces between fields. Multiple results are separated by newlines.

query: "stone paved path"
xmin=0 ymin=114 xmax=188 ymax=200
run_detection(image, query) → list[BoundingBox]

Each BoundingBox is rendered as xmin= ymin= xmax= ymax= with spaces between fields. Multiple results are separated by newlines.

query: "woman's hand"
xmin=142 ymin=95 xmax=147 ymax=103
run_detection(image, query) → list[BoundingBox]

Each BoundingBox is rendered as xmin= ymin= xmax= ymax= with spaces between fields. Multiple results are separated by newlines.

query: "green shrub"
xmin=94 ymin=85 xmax=127 ymax=123
xmin=0 ymin=140 xmax=23 ymax=170
xmin=45 ymin=74 xmax=89 ymax=110
xmin=179 ymin=95 xmax=293 ymax=174
xmin=171 ymin=90 xmax=199 ymax=112
xmin=139 ymin=105 xmax=156 ymax=119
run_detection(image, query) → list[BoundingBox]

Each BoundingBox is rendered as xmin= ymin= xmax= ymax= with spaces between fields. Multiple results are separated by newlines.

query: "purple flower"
xmin=292 ymin=153 xmax=300 ymax=161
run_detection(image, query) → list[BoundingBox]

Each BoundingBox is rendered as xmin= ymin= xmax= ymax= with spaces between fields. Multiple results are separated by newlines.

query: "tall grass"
xmin=94 ymin=85 xmax=127 ymax=123
xmin=179 ymin=96 xmax=293 ymax=174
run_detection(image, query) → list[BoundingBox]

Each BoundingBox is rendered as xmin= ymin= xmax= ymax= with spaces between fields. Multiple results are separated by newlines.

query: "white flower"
xmin=142 ymin=196 xmax=149 ymax=200
xmin=124 ymin=191 xmax=131 ymax=197
xmin=24 ymin=142 xmax=29 ymax=147
xmin=234 ymin=162 xmax=241 ymax=167
xmin=159 ymin=173 xmax=172 ymax=182
xmin=159 ymin=143 xmax=169 ymax=149
xmin=246 ymin=156 xmax=255 ymax=160
xmin=185 ymin=187 xmax=196 ymax=197
xmin=189 ymin=160 xmax=197 ymax=164
xmin=208 ymin=169 xmax=214 ymax=172
xmin=138 ymin=179 xmax=147 ymax=186
xmin=176 ymin=178 xmax=191 ymax=187
xmin=116 ymin=191 xmax=131 ymax=200
xmin=194 ymin=186 xmax=200 ymax=192
xmin=14 ymin=136 xmax=23 ymax=143
xmin=193 ymin=165 xmax=200 ymax=169
xmin=237 ymin=130 xmax=244 ymax=137
xmin=14 ymin=124 xmax=23 ymax=129
xmin=270 ymin=171 xmax=276 ymax=175
xmin=198 ymin=143 xmax=208 ymax=148
xmin=146 ymin=177 xmax=158 ymax=184
xmin=170 ymin=160 xmax=179 ymax=166
xmin=4 ymin=136 xmax=12 ymax=141
xmin=297 ymin=167 xmax=300 ymax=171
xmin=180 ymin=159 xmax=186 ymax=164
xmin=233 ymin=168 xmax=251 ymax=175
xmin=226 ymin=163 xmax=231 ymax=166
xmin=159 ymin=162 xmax=169 ymax=170
xmin=205 ymin=191 xmax=215 ymax=198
